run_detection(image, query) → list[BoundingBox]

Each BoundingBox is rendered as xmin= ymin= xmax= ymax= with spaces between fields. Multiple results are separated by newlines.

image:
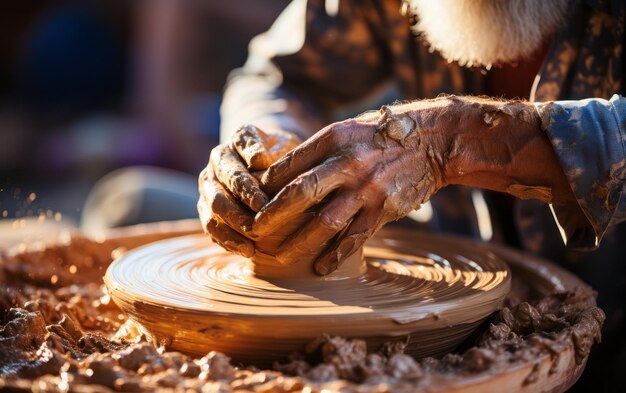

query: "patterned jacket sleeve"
xmin=220 ymin=0 xmax=390 ymax=142
xmin=536 ymin=95 xmax=626 ymax=250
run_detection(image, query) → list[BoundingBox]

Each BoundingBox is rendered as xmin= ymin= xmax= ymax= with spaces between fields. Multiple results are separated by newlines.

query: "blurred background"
xmin=0 ymin=4 xmax=622 ymax=390
xmin=0 ymin=0 xmax=290 ymax=241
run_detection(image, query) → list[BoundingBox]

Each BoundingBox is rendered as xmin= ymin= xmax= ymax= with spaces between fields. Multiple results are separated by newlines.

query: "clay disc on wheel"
xmin=105 ymin=233 xmax=510 ymax=365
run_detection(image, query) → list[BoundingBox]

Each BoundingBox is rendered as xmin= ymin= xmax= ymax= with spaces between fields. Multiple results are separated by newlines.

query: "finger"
xmin=275 ymin=192 xmax=363 ymax=265
xmin=253 ymin=155 xmax=351 ymax=237
xmin=314 ymin=207 xmax=380 ymax=275
xmin=204 ymin=218 xmax=254 ymax=258
xmin=199 ymin=169 xmax=255 ymax=235
xmin=261 ymin=120 xmax=375 ymax=195
xmin=265 ymin=131 xmax=301 ymax=161
xmin=233 ymin=125 xmax=273 ymax=170
xmin=210 ymin=144 xmax=268 ymax=212
xmin=234 ymin=125 xmax=302 ymax=171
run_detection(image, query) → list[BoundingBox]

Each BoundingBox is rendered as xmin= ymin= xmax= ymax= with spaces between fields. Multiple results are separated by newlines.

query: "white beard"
xmin=409 ymin=0 xmax=570 ymax=68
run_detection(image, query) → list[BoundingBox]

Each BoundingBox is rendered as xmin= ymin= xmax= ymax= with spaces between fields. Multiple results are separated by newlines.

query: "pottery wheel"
xmin=105 ymin=230 xmax=510 ymax=365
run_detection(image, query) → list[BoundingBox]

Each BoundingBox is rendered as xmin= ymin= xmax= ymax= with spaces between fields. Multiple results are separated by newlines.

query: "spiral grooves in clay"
xmin=105 ymin=233 xmax=510 ymax=364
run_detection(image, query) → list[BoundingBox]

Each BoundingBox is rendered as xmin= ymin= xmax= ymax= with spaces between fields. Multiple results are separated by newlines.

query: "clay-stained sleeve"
xmin=535 ymin=94 xmax=626 ymax=250
xmin=220 ymin=0 xmax=392 ymax=142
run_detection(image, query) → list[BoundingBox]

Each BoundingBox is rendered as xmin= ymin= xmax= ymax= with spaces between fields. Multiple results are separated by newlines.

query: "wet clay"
xmin=0 ymin=225 xmax=604 ymax=392
xmin=104 ymin=229 xmax=510 ymax=365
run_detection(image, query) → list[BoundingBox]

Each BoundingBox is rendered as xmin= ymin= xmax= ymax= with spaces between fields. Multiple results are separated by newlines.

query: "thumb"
xmin=233 ymin=125 xmax=274 ymax=171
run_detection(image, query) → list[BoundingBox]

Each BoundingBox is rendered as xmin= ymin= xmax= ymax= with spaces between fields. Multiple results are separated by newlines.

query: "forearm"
xmin=378 ymin=96 xmax=576 ymax=205
xmin=444 ymin=96 xmax=575 ymax=204
xmin=219 ymin=0 xmax=390 ymax=144
xmin=218 ymin=0 xmax=328 ymax=143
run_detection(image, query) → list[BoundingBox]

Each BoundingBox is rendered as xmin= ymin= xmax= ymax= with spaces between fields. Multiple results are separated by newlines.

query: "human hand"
xmin=198 ymin=125 xmax=301 ymax=257
xmin=254 ymin=100 xmax=455 ymax=274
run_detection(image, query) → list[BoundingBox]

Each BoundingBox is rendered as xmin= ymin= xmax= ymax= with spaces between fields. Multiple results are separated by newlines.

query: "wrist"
xmin=366 ymin=98 xmax=451 ymax=208
xmin=434 ymin=97 xmax=569 ymax=204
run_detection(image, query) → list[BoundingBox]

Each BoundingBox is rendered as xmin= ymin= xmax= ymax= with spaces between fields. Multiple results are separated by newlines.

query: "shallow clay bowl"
xmin=105 ymin=228 xmax=511 ymax=366
xmin=1 ymin=220 xmax=601 ymax=392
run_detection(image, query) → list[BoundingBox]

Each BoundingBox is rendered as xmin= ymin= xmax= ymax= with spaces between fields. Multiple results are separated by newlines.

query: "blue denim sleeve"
xmin=535 ymin=95 xmax=626 ymax=250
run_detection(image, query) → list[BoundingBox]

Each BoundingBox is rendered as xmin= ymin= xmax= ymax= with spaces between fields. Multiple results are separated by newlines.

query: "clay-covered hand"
xmin=252 ymin=96 xmax=576 ymax=274
xmin=198 ymin=125 xmax=301 ymax=257
xmin=254 ymin=101 xmax=454 ymax=274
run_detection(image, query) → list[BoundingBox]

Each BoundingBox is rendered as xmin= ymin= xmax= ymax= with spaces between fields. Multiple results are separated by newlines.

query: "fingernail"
xmin=250 ymin=193 xmax=268 ymax=212
xmin=315 ymin=235 xmax=363 ymax=275
xmin=239 ymin=242 xmax=255 ymax=258
xmin=336 ymin=236 xmax=359 ymax=260
xmin=315 ymin=256 xmax=338 ymax=276
xmin=315 ymin=263 xmax=330 ymax=276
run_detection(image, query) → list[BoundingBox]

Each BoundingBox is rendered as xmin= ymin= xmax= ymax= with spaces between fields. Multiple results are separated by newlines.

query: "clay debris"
xmin=1 ymin=237 xmax=604 ymax=392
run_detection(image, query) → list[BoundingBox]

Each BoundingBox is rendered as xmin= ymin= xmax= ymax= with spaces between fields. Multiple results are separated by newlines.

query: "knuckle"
xmin=232 ymin=175 xmax=255 ymax=195
xmin=208 ymin=192 xmax=226 ymax=212
xmin=318 ymin=210 xmax=344 ymax=231
xmin=197 ymin=198 xmax=208 ymax=217
xmin=239 ymin=124 xmax=257 ymax=135
xmin=264 ymin=163 xmax=280 ymax=180
xmin=203 ymin=182 xmax=223 ymax=210
xmin=209 ymin=145 xmax=226 ymax=164
xmin=280 ymin=179 xmax=306 ymax=201
xmin=205 ymin=220 xmax=220 ymax=237
xmin=363 ymin=177 xmax=386 ymax=196
xmin=231 ymin=169 xmax=247 ymax=182
xmin=199 ymin=166 xmax=217 ymax=188
xmin=199 ymin=167 xmax=209 ymax=180
xmin=247 ymin=150 xmax=269 ymax=163
xmin=327 ymin=120 xmax=350 ymax=138
xmin=230 ymin=175 xmax=243 ymax=191
xmin=199 ymin=217 xmax=211 ymax=235
xmin=233 ymin=124 xmax=258 ymax=142
xmin=320 ymin=125 xmax=338 ymax=144
xmin=201 ymin=177 xmax=218 ymax=198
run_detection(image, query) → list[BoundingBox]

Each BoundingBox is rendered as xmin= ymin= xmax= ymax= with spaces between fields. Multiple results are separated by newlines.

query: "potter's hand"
xmin=253 ymin=96 xmax=576 ymax=274
xmin=254 ymin=102 xmax=453 ymax=274
xmin=198 ymin=125 xmax=301 ymax=257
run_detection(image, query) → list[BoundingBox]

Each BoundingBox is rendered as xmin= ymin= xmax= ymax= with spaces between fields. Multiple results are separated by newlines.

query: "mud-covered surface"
xmin=0 ymin=237 xmax=605 ymax=392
